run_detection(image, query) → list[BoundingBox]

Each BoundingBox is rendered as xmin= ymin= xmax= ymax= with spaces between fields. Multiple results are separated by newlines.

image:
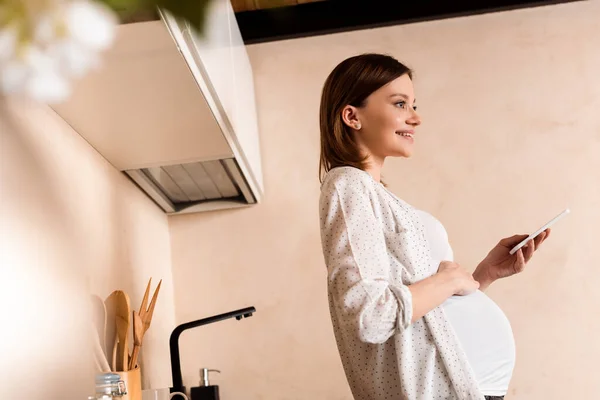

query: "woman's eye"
xmin=395 ymin=101 xmax=417 ymax=111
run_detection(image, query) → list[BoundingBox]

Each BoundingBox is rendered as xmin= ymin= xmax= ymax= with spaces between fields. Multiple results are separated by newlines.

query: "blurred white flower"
xmin=66 ymin=0 xmax=116 ymax=50
xmin=0 ymin=24 xmax=18 ymax=62
xmin=0 ymin=0 xmax=118 ymax=103
xmin=51 ymin=40 xmax=99 ymax=78
xmin=2 ymin=60 xmax=29 ymax=93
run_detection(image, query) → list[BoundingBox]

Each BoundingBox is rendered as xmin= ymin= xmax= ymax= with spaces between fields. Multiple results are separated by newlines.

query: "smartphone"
xmin=509 ymin=208 xmax=570 ymax=255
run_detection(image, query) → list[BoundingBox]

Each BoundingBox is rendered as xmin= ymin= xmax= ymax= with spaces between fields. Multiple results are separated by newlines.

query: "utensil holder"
xmin=117 ymin=366 xmax=141 ymax=400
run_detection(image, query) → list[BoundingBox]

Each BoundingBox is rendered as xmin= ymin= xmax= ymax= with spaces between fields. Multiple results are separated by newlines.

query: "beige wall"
xmin=0 ymin=98 xmax=176 ymax=398
xmin=169 ymin=1 xmax=600 ymax=399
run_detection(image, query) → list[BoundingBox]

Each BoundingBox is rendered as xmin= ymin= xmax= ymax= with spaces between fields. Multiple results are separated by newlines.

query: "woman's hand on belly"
xmin=437 ymin=261 xmax=480 ymax=296
xmin=408 ymin=261 xmax=480 ymax=323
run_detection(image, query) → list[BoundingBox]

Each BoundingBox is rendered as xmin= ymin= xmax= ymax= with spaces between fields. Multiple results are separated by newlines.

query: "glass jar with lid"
xmin=88 ymin=372 xmax=127 ymax=399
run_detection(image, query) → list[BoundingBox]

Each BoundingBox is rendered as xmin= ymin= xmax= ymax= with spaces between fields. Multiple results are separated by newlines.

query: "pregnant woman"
xmin=318 ymin=53 xmax=549 ymax=400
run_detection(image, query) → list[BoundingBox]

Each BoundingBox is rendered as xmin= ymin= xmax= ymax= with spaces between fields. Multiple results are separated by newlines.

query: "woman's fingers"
xmin=524 ymin=238 xmax=535 ymax=262
xmin=500 ymin=234 xmax=529 ymax=247
xmin=533 ymin=230 xmax=547 ymax=248
xmin=515 ymin=248 xmax=526 ymax=272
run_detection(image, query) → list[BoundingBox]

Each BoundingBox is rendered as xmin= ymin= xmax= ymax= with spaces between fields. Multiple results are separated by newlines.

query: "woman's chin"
xmin=389 ymin=147 xmax=414 ymax=158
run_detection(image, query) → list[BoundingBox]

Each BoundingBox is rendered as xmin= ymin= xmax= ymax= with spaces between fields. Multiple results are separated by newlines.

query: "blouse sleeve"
xmin=319 ymin=172 xmax=413 ymax=344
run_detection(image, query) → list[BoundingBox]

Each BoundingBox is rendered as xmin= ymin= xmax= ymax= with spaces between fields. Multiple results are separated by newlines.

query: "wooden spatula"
xmin=105 ymin=290 xmax=131 ymax=371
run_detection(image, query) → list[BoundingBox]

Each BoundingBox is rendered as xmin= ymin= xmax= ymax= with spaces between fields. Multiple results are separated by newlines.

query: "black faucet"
xmin=169 ymin=306 xmax=256 ymax=398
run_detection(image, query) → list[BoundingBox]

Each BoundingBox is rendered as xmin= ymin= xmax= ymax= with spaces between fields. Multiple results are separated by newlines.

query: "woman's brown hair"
xmin=319 ymin=53 xmax=412 ymax=182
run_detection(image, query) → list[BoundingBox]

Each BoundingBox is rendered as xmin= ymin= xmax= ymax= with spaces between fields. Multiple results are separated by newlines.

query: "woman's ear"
xmin=341 ymin=105 xmax=361 ymax=130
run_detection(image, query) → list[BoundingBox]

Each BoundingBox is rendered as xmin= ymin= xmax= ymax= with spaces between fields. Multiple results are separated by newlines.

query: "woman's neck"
xmin=364 ymin=156 xmax=384 ymax=183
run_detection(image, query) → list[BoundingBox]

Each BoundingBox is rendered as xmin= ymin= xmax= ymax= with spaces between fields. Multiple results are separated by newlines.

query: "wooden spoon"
xmin=105 ymin=290 xmax=131 ymax=371
xmin=104 ymin=293 xmax=118 ymax=371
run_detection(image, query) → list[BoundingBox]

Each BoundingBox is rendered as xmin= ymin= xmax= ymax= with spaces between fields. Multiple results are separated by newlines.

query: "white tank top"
xmin=417 ymin=210 xmax=516 ymax=396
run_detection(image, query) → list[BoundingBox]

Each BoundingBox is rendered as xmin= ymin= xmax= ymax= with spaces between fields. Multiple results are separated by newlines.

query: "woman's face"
xmin=343 ymin=74 xmax=421 ymax=162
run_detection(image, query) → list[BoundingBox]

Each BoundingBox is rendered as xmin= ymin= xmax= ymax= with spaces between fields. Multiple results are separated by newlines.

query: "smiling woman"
xmin=319 ymin=54 xmax=419 ymax=182
xmin=317 ymin=53 xmax=548 ymax=400
xmin=341 ymin=75 xmax=420 ymax=161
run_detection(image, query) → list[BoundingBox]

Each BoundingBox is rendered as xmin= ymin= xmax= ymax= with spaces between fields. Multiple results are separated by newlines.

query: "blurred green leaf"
xmin=96 ymin=0 xmax=213 ymax=34
xmin=98 ymin=0 xmax=147 ymax=14
xmin=157 ymin=0 xmax=213 ymax=33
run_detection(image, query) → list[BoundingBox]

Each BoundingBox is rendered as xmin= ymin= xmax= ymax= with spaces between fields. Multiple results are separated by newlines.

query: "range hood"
xmin=52 ymin=0 xmax=263 ymax=214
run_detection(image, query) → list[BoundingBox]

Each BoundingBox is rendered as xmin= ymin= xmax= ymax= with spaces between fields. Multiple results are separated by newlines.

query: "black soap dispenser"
xmin=190 ymin=368 xmax=221 ymax=400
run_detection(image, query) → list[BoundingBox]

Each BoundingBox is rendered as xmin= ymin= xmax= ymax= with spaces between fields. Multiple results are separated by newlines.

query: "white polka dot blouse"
xmin=319 ymin=166 xmax=485 ymax=400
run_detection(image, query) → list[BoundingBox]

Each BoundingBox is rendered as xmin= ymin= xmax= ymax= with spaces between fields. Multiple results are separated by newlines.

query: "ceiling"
xmin=114 ymin=1 xmax=584 ymax=44
xmin=231 ymin=0 xmax=585 ymax=44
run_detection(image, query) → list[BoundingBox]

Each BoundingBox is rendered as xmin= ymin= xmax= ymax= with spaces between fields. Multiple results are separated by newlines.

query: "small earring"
xmin=354 ymin=123 xmax=361 ymax=129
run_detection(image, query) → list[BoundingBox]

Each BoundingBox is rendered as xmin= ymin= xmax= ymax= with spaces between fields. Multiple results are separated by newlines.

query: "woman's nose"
xmin=407 ymin=109 xmax=421 ymax=126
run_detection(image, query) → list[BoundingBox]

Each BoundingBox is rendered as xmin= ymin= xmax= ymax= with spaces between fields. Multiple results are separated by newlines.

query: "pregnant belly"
xmin=441 ymin=290 xmax=516 ymax=396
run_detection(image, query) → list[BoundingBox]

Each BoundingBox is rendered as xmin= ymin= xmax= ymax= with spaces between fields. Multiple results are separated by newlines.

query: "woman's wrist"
xmin=473 ymin=262 xmax=495 ymax=291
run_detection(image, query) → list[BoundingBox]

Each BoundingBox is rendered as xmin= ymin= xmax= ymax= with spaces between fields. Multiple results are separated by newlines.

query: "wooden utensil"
xmin=140 ymin=278 xmax=161 ymax=333
xmin=106 ymin=290 xmax=131 ymax=371
xmin=90 ymin=294 xmax=108 ymax=359
xmin=128 ymin=278 xmax=161 ymax=370
xmin=104 ymin=293 xmax=118 ymax=371
xmin=128 ymin=310 xmax=143 ymax=370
